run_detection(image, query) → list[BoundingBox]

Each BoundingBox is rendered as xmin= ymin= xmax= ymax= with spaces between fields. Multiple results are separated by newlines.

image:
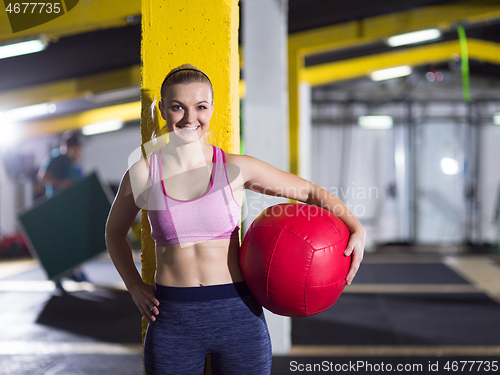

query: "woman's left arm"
xmin=234 ymin=154 xmax=366 ymax=285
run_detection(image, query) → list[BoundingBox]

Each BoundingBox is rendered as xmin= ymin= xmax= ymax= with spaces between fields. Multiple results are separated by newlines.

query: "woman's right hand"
xmin=129 ymin=282 xmax=160 ymax=323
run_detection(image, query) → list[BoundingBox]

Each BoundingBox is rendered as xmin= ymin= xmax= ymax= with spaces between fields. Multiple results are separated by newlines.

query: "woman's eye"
xmin=197 ymin=105 xmax=207 ymax=110
xmin=172 ymin=105 xmax=182 ymax=110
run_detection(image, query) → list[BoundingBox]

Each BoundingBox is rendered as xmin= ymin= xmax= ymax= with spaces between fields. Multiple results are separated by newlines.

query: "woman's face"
xmin=160 ymin=82 xmax=214 ymax=142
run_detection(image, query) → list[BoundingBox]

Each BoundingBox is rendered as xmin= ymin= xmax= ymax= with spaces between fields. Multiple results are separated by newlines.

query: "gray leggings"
xmin=143 ymin=282 xmax=272 ymax=375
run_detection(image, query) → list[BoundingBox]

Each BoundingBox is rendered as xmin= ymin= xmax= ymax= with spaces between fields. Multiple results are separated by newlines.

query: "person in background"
xmin=38 ymin=131 xmax=84 ymax=198
xmin=37 ymin=130 xmax=89 ymax=290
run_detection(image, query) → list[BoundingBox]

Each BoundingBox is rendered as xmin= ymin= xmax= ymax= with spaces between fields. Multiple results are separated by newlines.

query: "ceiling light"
xmin=358 ymin=116 xmax=393 ymax=129
xmin=82 ymin=120 xmax=124 ymax=136
xmin=370 ymin=66 xmax=412 ymax=81
xmin=2 ymin=103 xmax=56 ymax=121
xmin=494 ymin=113 xmax=500 ymax=125
xmin=0 ymin=37 xmax=48 ymax=60
xmin=387 ymin=29 xmax=442 ymax=47
xmin=440 ymin=158 xmax=460 ymax=175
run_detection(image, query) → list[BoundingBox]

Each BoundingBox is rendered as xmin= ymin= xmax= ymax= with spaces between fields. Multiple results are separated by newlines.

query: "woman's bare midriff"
xmin=154 ymin=238 xmax=244 ymax=287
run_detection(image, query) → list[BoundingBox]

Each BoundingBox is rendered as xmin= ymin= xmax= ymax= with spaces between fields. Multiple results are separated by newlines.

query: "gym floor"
xmin=0 ymin=249 xmax=499 ymax=375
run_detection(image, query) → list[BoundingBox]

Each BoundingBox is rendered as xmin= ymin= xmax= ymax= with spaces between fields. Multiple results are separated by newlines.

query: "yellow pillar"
xmin=140 ymin=0 xmax=239 ymax=372
xmin=288 ymin=41 xmax=302 ymax=176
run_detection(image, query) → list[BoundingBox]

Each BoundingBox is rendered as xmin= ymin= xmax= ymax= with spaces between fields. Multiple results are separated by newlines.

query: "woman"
xmin=106 ymin=64 xmax=365 ymax=374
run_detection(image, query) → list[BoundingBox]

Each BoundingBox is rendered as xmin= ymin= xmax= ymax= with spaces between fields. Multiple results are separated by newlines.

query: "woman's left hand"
xmin=343 ymin=230 xmax=365 ymax=285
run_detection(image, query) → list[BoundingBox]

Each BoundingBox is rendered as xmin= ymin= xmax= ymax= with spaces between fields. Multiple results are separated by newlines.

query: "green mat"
xmin=18 ymin=172 xmax=112 ymax=280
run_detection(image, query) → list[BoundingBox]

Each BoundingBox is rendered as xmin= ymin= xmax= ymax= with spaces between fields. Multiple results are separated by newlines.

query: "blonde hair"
xmin=160 ymin=64 xmax=213 ymax=102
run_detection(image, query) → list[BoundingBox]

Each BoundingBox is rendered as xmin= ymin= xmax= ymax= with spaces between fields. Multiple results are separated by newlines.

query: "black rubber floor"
xmin=352 ymin=263 xmax=470 ymax=284
xmin=2 ymin=354 xmax=143 ymax=375
xmin=292 ymin=293 xmax=500 ymax=346
xmin=36 ymin=290 xmax=142 ymax=343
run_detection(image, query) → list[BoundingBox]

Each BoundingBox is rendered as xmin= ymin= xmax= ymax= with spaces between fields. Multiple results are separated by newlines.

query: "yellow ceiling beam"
xmin=0 ymin=0 xmax=141 ymax=43
xmin=289 ymin=0 xmax=500 ymax=56
xmin=467 ymin=38 xmax=500 ymax=66
xmin=0 ymin=65 xmax=140 ymax=111
xmin=18 ymin=101 xmax=140 ymax=138
xmin=302 ymin=39 xmax=500 ymax=86
xmin=302 ymin=41 xmax=458 ymax=86
xmin=0 ymin=0 xmax=141 ymax=42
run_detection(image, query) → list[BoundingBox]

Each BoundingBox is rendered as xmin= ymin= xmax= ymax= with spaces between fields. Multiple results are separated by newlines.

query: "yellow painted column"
xmin=288 ymin=41 xmax=302 ymax=176
xmin=140 ymin=0 xmax=239 ymax=372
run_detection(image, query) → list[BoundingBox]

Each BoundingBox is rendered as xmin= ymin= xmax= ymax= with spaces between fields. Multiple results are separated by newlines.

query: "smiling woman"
xmin=105 ymin=64 xmax=365 ymax=374
xmin=159 ymin=76 xmax=214 ymax=143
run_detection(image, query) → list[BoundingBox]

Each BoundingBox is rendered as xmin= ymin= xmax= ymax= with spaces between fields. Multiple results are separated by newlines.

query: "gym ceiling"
xmin=1 ymin=0 xmax=499 ymax=137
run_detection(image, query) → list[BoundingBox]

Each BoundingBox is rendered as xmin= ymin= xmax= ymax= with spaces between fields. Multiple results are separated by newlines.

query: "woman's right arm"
xmin=105 ymin=169 xmax=159 ymax=323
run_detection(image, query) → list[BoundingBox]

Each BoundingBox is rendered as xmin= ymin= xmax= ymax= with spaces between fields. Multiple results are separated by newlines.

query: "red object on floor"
xmin=0 ymin=233 xmax=30 ymax=257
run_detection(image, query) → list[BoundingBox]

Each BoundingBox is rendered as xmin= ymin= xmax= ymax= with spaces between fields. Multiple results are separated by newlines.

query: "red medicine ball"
xmin=239 ymin=203 xmax=351 ymax=317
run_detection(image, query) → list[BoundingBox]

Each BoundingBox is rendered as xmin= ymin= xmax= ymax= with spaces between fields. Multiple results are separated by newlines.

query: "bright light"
xmin=370 ymin=66 xmax=412 ymax=81
xmin=3 ymin=103 xmax=56 ymax=121
xmin=82 ymin=119 xmax=124 ymax=135
xmin=387 ymin=29 xmax=442 ymax=47
xmin=358 ymin=116 xmax=393 ymax=129
xmin=0 ymin=38 xmax=48 ymax=60
xmin=0 ymin=114 xmax=20 ymax=147
xmin=440 ymin=158 xmax=461 ymax=175
xmin=0 ymin=103 xmax=54 ymax=146
xmin=494 ymin=113 xmax=500 ymax=125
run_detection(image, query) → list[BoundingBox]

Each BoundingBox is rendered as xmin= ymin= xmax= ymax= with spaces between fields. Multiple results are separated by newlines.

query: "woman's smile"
xmin=177 ymin=125 xmax=201 ymax=132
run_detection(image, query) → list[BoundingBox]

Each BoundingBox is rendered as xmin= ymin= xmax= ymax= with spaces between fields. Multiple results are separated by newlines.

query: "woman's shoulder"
xmin=119 ymin=155 xmax=153 ymax=207
xmin=129 ymin=154 xmax=152 ymax=174
xmin=125 ymin=154 xmax=153 ymax=188
xmin=219 ymin=150 xmax=269 ymax=183
xmin=219 ymin=149 xmax=255 ymax=166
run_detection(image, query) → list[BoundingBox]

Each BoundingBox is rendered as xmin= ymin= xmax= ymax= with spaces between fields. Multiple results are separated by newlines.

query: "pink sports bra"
xmin=147 ymin=145 xmax=241 ymax=246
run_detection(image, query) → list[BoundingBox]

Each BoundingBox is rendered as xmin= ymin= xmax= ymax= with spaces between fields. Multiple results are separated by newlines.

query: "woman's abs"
xmin=154 ymin=238 xmax=244 ymax=287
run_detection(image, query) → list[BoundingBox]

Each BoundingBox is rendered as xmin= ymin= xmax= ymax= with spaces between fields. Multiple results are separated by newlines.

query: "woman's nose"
xmin=184 ymin=110 xmax=196 ymax=123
